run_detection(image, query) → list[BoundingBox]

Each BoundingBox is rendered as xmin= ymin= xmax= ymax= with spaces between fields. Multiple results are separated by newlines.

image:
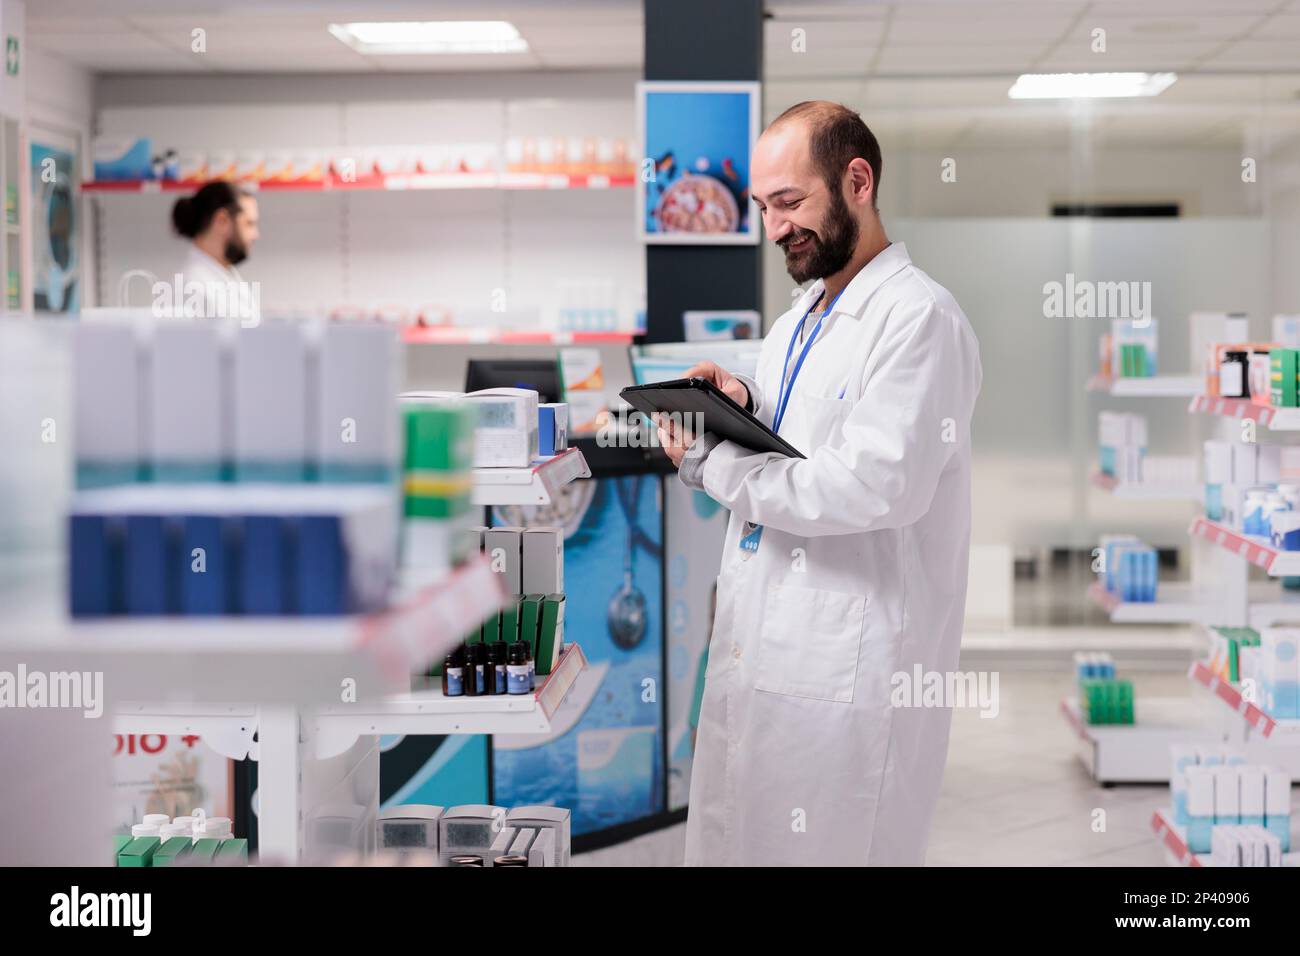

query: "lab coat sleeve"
xmin=734 ymin=373 xmax=763 ymax=416
xmin=700 ymin=299 xmax=980 ymax=537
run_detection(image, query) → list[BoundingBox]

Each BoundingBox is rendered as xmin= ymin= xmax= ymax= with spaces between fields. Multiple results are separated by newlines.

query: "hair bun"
xmin=171 ymin=196 xmax=197 ymax=237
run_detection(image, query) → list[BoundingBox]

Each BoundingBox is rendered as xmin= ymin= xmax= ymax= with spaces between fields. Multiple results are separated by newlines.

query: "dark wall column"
xmin=643 ymin=0 xmax=764 ymax=343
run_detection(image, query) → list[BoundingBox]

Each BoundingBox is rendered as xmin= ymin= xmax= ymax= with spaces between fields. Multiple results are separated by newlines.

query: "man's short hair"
xmin=770 ymin=101 xmax=882 ymax=209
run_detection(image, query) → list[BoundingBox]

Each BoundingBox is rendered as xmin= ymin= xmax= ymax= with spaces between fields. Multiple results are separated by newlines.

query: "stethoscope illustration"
xmin=607 ymin=475 xmax=660 ymax=650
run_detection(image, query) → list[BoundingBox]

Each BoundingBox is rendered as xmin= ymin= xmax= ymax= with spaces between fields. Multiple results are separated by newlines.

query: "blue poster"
xmin=637 ymin=81 xmax=760 ymax=245
xmin=492 ymin=476 xmax=665 ymax=835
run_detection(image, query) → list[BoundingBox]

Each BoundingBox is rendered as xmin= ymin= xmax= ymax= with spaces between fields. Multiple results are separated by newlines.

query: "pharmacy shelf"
xmin=82 ymin=172 xmax=636 ymax=195
xmin=1087 ymin=374 xmax=1203 ymax=397
xmin=1151 ymin=807 xmax=1300 ymax=867
xmin=1187 ymin=660 xmax=1300 ymax=740
xmin=403 ymin=327 xmax=634 ymax=346
xmin=1089 ymin=471 xmax=1200 ymax=500
xmin=1089 ymin=580 xmax=1300 ymax=626
xmin=1189 ymin=518 xmax=1300 ymax=577
xmin=473 ymin=447 xmax=591 ymax=506
xmin=1187 ymin=394 xmax=1300 ymax=430
xmin=0 ymin=554 xmax=507 ymax=703
xmin=1060 ymin=697 xmax=1218 ymax=783
xmin=1151 ymin=809 xmax=1210 ymax=867
xmin=310 ymin=643 xmax=588 ymax=758
xmin=1087 ymin=581 xmax=1210 ymax=624
xmin=113 ymin=703 xmax=260 ymax=761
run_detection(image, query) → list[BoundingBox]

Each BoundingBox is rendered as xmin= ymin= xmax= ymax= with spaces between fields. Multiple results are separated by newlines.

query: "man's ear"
xmin=847 ymin=158 xmax=874 ymax=207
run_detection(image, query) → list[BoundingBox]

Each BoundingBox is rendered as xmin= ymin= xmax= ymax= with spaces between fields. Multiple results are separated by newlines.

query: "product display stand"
xmin=472 ymin=447 xmax=591 ymax=506
xmin=4 ymin=463 xmax=591 ymax=864
xmin=1070 ymin=373 xmax=1211 ymax=781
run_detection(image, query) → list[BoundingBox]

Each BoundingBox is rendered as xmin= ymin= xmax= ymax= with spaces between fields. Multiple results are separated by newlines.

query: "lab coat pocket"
xmin=797 ymin=394 xmax=852 ymax=451
xmin=753 ymin=583 xmax=865 ymax=703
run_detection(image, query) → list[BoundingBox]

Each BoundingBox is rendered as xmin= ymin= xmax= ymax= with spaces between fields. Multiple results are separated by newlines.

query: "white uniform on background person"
xmin=679 ymin=241 xmax=982 ymax=866
xmin=180 ymin=243 xmax=258 ymax=324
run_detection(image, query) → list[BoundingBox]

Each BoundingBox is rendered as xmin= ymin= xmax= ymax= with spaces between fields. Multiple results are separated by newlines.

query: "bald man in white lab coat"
xmin=658 ymin=101 xmax=982 ymax=866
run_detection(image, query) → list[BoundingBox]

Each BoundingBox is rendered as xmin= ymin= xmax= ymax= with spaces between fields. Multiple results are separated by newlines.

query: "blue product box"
xmin=124 ymin=515 xmax=169 ymax=615
xmin=539 ymin=406 xmax=558 ymax=457
xmin=239 ymin=516 xmax=287 ymax=614
xmin=1187 ymin=817 xmax=1213 ymax=854
xmin=1266 ymin=815 xmax=1291 ymax=852
xmin=1173 ymin=790 xmax=1190 ymax=826
xmin=1205 ymin=484 xmax=1223 ymax=522
xmin=295 ymin=516 xmax=345 ymax=615
xmin=69 ymin=514 xmax=114 ymax=617
xmin=92 ymin=137 xmax=154 ymax=182
xmin=179 ymin=515 xmax=228 ymax=615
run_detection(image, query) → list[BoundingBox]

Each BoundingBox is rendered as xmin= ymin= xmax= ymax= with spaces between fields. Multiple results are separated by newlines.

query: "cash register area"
xmin=4 ymin=0 xmax=1300 ymax=870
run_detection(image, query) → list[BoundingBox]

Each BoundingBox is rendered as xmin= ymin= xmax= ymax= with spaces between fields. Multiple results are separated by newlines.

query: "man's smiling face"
xmin=750 ymin=120 xmax=859 ymax=285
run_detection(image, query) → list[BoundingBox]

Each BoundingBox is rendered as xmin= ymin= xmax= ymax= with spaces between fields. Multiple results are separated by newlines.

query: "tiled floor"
xmin=925 ymin=668 xmax=1180 ymax=867
xmin=578 ymin=667 xmax=1191 ymax=866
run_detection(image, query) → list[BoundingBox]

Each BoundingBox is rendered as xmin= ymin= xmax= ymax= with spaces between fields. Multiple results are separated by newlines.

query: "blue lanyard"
xmin=772 ymin=287 xmax=844 ymax=434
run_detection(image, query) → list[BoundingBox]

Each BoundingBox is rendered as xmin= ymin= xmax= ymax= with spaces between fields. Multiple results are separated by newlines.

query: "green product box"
xmin=500 ymin=596 xmax=521 ymax=645
xmin=479 ymin=609 xmax=499 ymax=644
xmin=215 ymin=838 xmax=248 ymax=864
xmin=153 ymin=836 xmax=193 ymax=867
xmin=537 ymin=594 xmax=566 ymax=676
xmin=404 ymin=489 xmax=471 ymax=520
xmin=404 ymin=404 xmax=476 ymax=472
xmin=112 ymin=834 xmax=132 ymax=862
xmin=189 ymin=838 xmax=222 ymax=865
xmin=118 ymin=836 xmax=161 ymax=868
xmin=519 ymin=595 xmax=543 ymax=657
xmin=1272 ymin=349 xmax=1300 ymax=408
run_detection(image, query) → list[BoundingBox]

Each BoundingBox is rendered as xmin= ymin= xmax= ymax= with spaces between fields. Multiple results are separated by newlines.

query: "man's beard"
xmin=779 ymin=187 xmax=858 ymax=284
xmin=225 ymin=237 xmax=248 ymax=266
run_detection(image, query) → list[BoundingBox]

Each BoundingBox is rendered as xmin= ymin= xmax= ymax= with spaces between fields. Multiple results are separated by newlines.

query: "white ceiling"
xmin=27 ymin=0 xmax=1300 ymax=149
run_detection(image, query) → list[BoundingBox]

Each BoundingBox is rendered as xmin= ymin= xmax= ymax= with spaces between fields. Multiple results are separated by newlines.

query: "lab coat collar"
xmin=798 ymin=241 xmax=912 ymax=322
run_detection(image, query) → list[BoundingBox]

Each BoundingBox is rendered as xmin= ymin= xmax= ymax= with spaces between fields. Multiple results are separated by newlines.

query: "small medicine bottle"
xmin=463 ymin=643 xmax=483 ymax=697
xmin=487 ymin=642 xmax=508 ymax=695
xmin=450 ymin=855 xmax=484 ymax=867
xmin=494 ymin=855 xmax=528 ymax=867
xmin=442 ymin=648 xmax=465 ymax=697
xmin=507 ymin=642 xmax=531 ymax=695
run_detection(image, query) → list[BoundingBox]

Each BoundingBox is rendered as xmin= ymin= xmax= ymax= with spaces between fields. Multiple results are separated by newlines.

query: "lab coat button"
xmin=731 ymin=643 xmax=742 ymax=660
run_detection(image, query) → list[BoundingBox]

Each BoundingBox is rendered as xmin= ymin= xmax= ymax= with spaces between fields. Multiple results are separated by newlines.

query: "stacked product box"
xmin=1073 ymin=651 xmax=1134 ymax=725
xmin=1098 ymin=412 xmax=1145 ymax=482
xmin=1171 ymin=747 xmax=1290 ymax=854
xmin=1206 ymin=626 xmax=1261 ymax=684
xmin=1097 ymin=534 xmax=1158 ymax=604
xmin=70 ymin=318 xmax=411 ymax=617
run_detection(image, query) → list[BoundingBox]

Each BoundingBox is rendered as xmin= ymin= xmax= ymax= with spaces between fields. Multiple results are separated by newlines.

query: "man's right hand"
xmin=684 ymin=360 xmax=749 ymax=409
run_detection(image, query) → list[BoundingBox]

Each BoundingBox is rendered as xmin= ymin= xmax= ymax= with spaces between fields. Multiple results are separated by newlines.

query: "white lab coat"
xmin=178 ymin=245 xmax=259 ymax=325
xmin=683 ymin=242 xmax=982 ymax=866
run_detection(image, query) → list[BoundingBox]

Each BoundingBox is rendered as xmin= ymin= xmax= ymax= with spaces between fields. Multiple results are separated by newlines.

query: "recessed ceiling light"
xmin=1008 ymin=72 xmax=1178 ymax=99
xmin=328 ymin=20 xmax=528 ymax=55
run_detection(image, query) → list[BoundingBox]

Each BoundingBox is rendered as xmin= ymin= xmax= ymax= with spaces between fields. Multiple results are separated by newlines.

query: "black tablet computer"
xmin=619 ymin=377 xmax=805 ymax=459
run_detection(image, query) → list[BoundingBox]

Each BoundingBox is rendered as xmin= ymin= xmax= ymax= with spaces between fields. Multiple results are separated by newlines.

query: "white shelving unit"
xmin=1059 ymin=697 xmax=1219 ymax=783
xmin=473 ymin=447 xmax=591 ymax=506
xmin=1087 ymin=374 xmax=1203 ymax=397
xmin=1089 ymin=471 xmax=1200 ymax=501
xmin=5 ymin=452 xmax=593 ymax=863
xmin=1188 ymin=394 xmax=1300 ymax=431
xmin=311 ymin=643 xmax=588 ymax=759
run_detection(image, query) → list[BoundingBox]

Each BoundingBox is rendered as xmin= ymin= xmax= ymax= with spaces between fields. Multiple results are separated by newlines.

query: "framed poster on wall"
xmin=636 ymin=81 xmax=761 ymax=245
xmin=29 ymin=124 xmax=81 ymax=313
